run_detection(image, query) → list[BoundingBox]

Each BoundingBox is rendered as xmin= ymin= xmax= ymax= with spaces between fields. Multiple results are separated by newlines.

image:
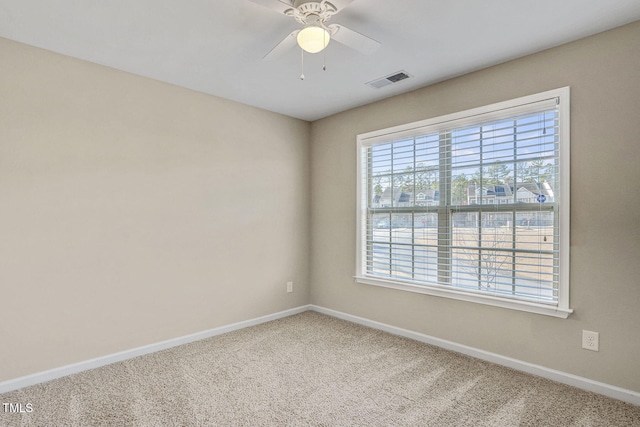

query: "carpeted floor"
xmin=1 ymin=311 xmax=639 ymax=426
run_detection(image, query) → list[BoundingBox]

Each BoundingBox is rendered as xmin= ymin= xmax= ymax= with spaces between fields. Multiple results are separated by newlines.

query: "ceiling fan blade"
xmin=247 ymin=0 xmax=294 ymax=14
xmin=328 ymin=24 xmax=380 ymax=55
xmin=263 ymin=30 xmax=300 ymax=60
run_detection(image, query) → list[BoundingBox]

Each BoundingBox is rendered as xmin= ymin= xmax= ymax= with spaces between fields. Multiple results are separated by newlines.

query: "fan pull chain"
xmin=300 ymin=49 xmax=305 ymax=80
xmin=323 ymin=29 xmax=327 ymax=71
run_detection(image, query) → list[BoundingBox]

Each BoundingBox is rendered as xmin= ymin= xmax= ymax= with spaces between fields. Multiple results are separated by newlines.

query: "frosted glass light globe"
xmin=297 ymin=26 xmax=330 ymax=53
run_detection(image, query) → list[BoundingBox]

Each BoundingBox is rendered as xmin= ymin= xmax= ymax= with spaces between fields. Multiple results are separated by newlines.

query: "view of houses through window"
xmin=359 ymin=93 xmax=567 ymax=309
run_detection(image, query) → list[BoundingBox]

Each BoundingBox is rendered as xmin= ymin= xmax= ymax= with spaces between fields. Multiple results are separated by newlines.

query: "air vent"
xmin=366 ymin=70 xmax=412 ymax=89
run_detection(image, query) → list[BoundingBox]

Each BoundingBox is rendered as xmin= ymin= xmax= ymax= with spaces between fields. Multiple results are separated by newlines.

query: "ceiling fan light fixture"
xmin=297 ymin=25 xmax=330 ymax=53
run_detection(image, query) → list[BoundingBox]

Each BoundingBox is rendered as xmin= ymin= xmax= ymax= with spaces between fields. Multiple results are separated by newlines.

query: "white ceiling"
xmin=1 ymin=0 xmax=639 ymax=121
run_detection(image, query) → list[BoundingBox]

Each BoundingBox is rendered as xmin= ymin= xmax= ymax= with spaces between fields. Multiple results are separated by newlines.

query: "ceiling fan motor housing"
xmin=288 ymin=1 xmax=337 ymax=24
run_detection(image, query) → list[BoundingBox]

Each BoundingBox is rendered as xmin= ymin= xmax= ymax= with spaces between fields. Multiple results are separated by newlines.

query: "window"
xmin=356 ymin=88 xmax=571 ymax=318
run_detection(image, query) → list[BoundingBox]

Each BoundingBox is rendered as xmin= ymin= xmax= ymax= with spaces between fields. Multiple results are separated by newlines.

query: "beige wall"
xmin=310 ymin=21 xmax=640 ymax=392
xmin=0 ymin=38 xmax=310 ymax=382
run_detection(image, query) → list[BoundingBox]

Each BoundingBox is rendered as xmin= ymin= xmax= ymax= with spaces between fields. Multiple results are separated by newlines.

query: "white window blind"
xmin=356 ymin=88 xmax=571 ymax=318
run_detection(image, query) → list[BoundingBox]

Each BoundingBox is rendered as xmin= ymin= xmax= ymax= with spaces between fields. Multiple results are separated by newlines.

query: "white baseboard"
xmin=0 ymin=305 xmax=311 ymax=395
xmin=309 ymin=305 xmax=640 ymax=406
xmin=3 ymin=303 xmax=638 ymax=407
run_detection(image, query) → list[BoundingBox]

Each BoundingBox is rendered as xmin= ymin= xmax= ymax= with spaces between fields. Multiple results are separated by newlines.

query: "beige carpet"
xmin=1 ymin=311 xmax=639 ymax=426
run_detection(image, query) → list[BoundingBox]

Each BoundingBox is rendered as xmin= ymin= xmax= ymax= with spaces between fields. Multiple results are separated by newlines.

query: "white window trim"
xmin=355 ymin=87 xmax=572 ymax=319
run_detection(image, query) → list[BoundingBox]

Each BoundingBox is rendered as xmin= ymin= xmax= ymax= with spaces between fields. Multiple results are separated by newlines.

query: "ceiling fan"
xmin=248 ymin=0 xmax=381 ymax=60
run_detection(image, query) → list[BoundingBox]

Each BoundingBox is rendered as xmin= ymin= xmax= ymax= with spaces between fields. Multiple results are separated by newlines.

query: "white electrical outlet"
xmin=582 ymin=330 xmax=599 ymax=351
xmin=286 ymin=281 xmax=293 ymax=293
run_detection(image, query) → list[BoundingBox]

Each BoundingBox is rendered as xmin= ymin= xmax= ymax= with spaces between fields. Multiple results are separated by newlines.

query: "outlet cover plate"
xmin=582 ymin=330 xmax=599 ymax=351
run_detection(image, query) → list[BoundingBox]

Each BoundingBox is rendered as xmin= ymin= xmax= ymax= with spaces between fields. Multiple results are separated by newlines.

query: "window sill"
xmin=354 ymin=275 xmax=573 ymax=319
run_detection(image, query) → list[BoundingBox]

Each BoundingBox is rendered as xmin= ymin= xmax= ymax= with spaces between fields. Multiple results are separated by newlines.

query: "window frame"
xmin=355 ymin=87 xmax=572 ymax=318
